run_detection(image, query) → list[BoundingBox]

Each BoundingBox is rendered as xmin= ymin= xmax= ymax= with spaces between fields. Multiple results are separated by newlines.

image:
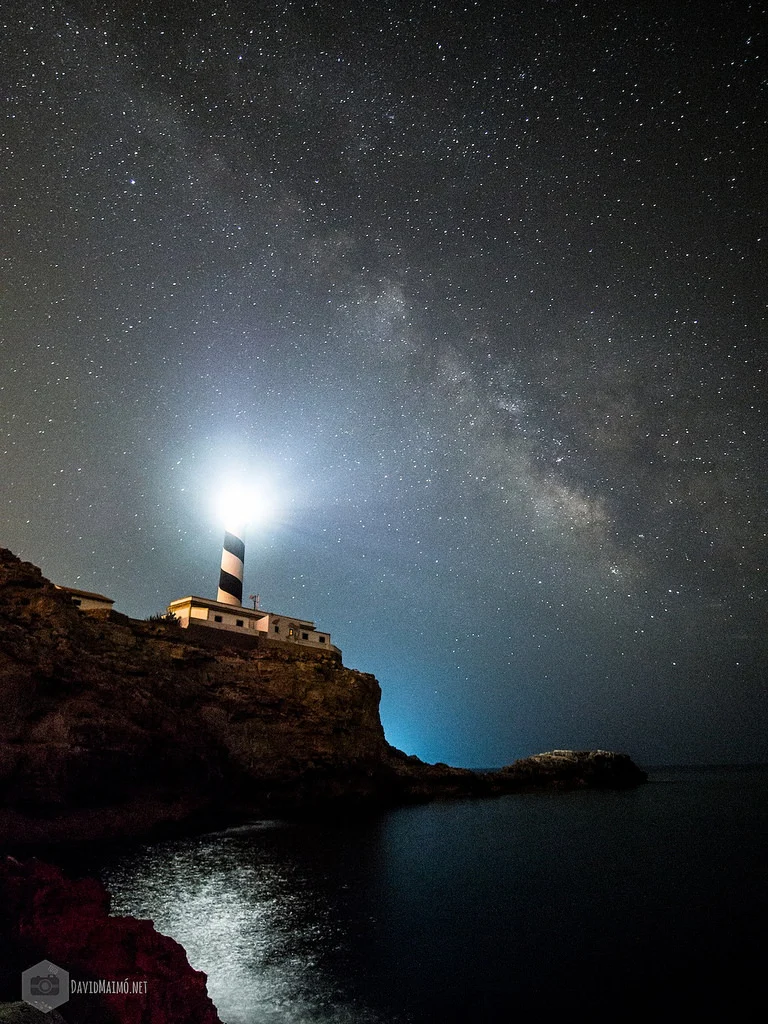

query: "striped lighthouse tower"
xmin=217 ymin=526 xmax=245 ymax=606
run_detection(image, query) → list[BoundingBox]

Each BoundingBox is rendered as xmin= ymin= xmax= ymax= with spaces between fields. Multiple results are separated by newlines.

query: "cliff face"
xmin=0 ymin=549 xmax=645 ymax=843
xmin=0 ymin=549 xmax=394 ymax=841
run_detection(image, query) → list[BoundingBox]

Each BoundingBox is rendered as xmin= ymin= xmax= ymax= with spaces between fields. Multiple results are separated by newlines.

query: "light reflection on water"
xmin=84 ymin=768 xmax=768 ymax=1023
xmin=97 ymin=821 xmax=406 ymax=1024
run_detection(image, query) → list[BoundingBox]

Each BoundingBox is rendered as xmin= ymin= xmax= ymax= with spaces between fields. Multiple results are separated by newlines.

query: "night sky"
xmin=2 ymin=1 xmax=766 ymax=767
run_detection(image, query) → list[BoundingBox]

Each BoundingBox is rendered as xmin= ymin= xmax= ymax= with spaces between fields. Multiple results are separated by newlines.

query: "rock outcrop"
xmin=0 ymin=1003 xmax=67 ymax=1023
xmin=0 ymin=549 xmax=645 ymax=843
xmin=0 ymin=856 xmax=220 ymax=1023
xmin=499 ymin=749 xmax=648 ymax=789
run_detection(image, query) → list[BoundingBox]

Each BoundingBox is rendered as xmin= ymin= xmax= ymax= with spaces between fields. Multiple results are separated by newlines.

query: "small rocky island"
xmin=0 ymin=548 xmax=646 ymax=844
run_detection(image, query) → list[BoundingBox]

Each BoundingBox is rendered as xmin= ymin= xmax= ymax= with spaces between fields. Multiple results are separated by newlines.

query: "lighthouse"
xmin=167 ymin=483 xmax=340 ymax=653
xmin=217 ymin=526 xmax=245 ymax=606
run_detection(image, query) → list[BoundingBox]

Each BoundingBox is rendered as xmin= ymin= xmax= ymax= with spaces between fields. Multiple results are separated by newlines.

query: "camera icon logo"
xmin=21 ymin=960 xmax=70 ymax=1013
xmin=31 ymin=975 xmax=59 ymax=996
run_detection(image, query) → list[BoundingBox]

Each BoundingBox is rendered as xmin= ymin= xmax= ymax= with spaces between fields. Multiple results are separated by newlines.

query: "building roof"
xmin=168 ymin=595 xmax=270 ymax=619
xmin=55 ymin=585 xmax=114 ymax=605
xmin=167 ymin=596 xmax=317 ymax=629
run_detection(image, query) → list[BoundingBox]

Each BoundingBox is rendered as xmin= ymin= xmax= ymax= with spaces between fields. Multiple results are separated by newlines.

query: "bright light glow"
xmin=214 ymin=481 xmax=275 ymax=535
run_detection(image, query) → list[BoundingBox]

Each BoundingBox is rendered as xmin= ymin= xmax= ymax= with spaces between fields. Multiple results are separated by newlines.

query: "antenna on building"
xmin=249 ymin=593 xmax=261 ymax=610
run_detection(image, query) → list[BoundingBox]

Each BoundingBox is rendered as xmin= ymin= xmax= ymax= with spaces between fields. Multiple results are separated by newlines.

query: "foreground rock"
xmin=0 ymin=549 xmax=645 ymax=843
xmin=0 ymin=1004 xmax=66 ymax=1023
xmin=0 ymin=857 xmax=220 ymax=1023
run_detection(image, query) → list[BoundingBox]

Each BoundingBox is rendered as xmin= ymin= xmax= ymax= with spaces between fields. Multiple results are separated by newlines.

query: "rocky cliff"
xmin=0 ymin=549 xmax=645 ymax=843
xmin=0 ymin=856 xmax=220 ymax=1023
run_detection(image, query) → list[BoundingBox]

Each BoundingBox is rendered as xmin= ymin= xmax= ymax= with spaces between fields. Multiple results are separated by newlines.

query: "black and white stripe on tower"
xmin=217 ymin=530 xmax=245 ymax=605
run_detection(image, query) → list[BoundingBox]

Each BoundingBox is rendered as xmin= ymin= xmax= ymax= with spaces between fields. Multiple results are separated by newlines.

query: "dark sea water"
xmin=79 ymin=766 xmax=767 ymax=1022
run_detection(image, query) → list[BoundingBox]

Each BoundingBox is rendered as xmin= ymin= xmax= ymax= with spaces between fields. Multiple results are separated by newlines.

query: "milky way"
xmin=2 ymin=1 xmax=765 ymax=764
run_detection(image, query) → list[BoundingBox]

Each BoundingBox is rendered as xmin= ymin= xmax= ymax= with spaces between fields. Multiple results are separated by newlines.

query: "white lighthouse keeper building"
xmin=168 ymin=511 xmax=339 ymax=654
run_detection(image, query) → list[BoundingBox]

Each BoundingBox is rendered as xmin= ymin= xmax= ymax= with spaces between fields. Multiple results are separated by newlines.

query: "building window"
xmin=319 ymin=636 xmax=326 ymax=643
xmin=274 ymin=625 xmax=280 ymax=633
xmin=236 ymin=619 xmax=244 ymax=627
xmin=72 ymin=599 xmax=82 ymax=607
xmin=301 ymin=632 xmax=309 ymax=640
xmin=214 ymin=615 xmax=223 ymax=623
